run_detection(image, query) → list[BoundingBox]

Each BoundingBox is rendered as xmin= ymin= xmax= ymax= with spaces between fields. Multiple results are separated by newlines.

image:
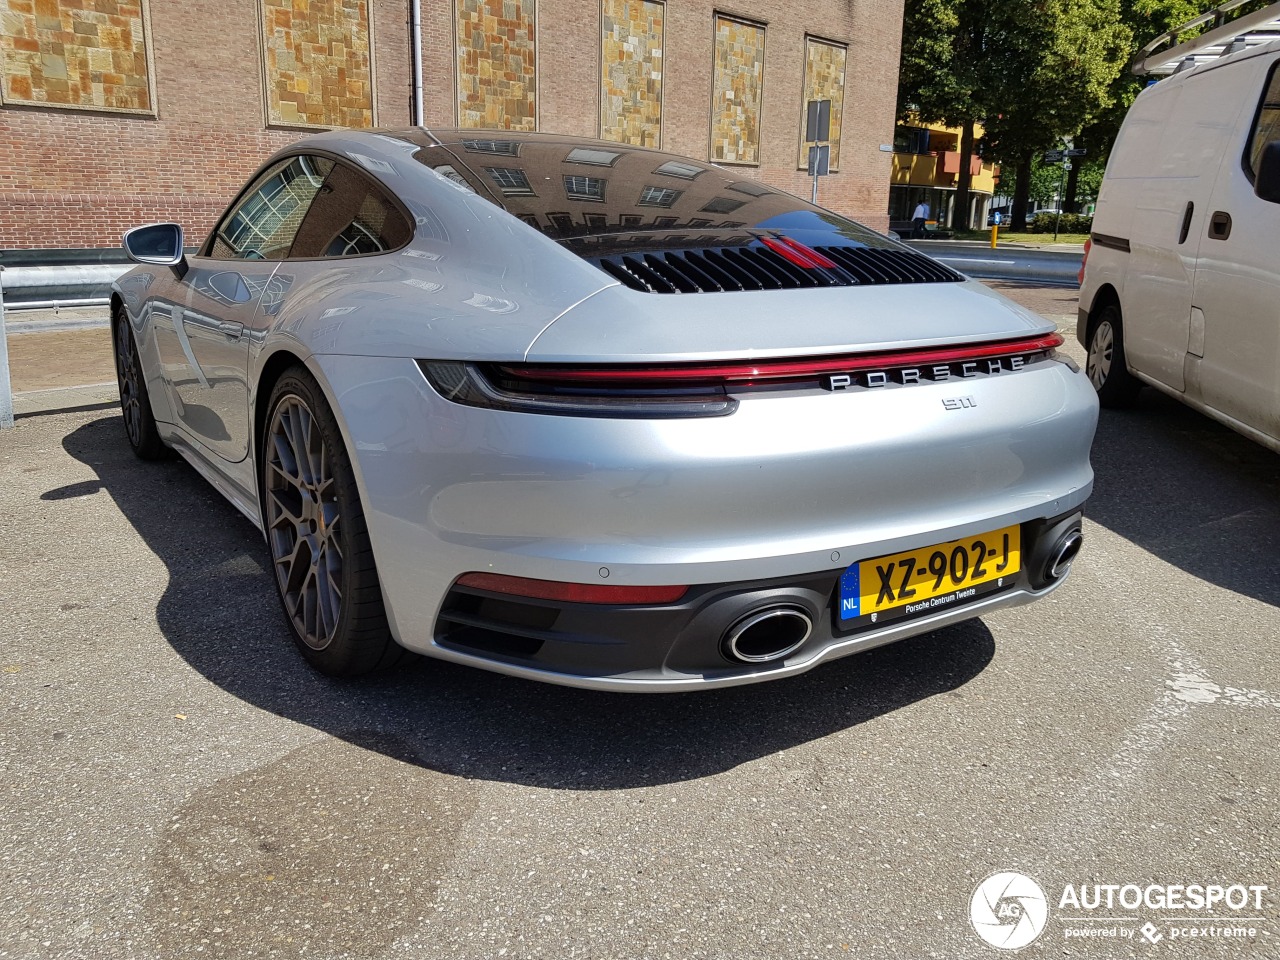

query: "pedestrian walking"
xmin=911 ymin=200 xmax=930 ymax=238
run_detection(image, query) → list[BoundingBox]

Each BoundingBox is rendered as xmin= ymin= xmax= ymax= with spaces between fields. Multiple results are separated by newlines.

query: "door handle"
xmin=1208 ymin=211 xmax=1232 ymax=240
xmin=1178 ymin=201 xmax=1194 ymax=244
xmin=217 ymin=320 xmax=244 ymax=339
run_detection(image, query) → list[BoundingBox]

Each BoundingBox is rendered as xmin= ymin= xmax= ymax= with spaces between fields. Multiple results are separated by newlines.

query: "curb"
xmin=12 ymin=382 xmax=119 ymax=418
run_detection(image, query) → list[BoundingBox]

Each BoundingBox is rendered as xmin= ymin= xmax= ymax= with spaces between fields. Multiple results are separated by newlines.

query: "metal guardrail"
xmin=0 ymin=263 xmax=127 ymax=310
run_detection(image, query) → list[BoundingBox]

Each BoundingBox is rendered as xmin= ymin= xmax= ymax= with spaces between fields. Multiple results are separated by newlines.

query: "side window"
xmin=289 ymin=162 xmax=413 ymax=258
xmin=210 ymin=155 xmax=334 ymax=260
xmin=1246 ymin=62 xmax=1280 ymax=179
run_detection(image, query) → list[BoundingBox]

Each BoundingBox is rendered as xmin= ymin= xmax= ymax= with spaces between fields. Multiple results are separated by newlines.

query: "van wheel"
xmin=1086 ymin=305 xmax=1141 ymax=408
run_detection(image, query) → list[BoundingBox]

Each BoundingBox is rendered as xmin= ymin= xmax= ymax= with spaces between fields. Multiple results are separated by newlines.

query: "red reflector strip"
xmin=779 ymin=236 xmax=839 ymax=269
xmin=499 ymin=333 xmax=1064 ymax=386
xmin=455 ymin=572 xmax=689 ymax=605
xmin=760 ymin=236 xmax=838 ymax=270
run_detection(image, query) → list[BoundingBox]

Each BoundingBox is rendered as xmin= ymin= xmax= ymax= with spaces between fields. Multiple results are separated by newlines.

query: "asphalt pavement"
xmin=2 ymin=285 xmax=1279 ymax=959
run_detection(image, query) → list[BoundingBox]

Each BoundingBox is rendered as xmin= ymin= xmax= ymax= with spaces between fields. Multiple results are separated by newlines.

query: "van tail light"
xmin=1078 ymin=238 xmax=1091 ymax=286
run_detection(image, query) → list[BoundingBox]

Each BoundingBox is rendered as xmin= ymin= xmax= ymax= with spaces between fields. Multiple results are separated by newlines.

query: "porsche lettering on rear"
xmin=823 ymin=353 xmax=1032 ymax=391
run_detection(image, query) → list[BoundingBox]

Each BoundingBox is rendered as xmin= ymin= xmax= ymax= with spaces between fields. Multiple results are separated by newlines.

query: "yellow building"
xmin=889 ymin=119 xmax=1000 ymax=234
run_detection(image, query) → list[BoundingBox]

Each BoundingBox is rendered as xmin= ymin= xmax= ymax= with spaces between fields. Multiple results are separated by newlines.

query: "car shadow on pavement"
xmin=1087 ymin=390 xmax=1280 ymax=607
xmin=61 ymin=414 xmax=996 ymax=790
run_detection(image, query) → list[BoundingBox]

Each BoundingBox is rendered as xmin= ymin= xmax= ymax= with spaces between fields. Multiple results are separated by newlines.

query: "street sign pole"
xmin=806 ymin=99 xmax=831 ymax=205
xmin=0 ymin=266 xmax=14 ymax=429
xmin=1053 ymin=161 xmax=1070 ymax=242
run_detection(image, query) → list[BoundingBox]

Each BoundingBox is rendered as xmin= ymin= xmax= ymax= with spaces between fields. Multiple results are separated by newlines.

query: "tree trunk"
xmin=954 ymin=119 xmax=976 ymax=231
xmin=1011 ymin=151 xmax=1033 ymax=230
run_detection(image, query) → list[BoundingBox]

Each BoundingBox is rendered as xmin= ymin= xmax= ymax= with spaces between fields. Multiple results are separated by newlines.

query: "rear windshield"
xmin=413 ymin=134 xmax=896 ymax=253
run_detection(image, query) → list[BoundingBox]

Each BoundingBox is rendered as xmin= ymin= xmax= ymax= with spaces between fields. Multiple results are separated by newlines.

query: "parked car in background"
xmin=112 ymin=129 xmax=1098 ymax=690
xmin=1079 ymin=41 xmax=1280 ymax=453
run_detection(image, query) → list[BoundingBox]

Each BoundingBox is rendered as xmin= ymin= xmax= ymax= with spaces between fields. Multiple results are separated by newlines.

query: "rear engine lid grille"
xmin=593 ymin=242 xmax=963 ymax=293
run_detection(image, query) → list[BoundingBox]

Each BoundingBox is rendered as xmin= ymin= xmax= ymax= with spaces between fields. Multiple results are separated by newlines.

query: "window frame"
xmin=201 ymin=150 xmax=414 ymax=262
xmin=1242 ymin=58 xmax=1280 ymax=184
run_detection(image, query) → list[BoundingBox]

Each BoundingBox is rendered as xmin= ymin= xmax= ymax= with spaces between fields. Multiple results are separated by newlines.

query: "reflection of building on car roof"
xmin=417 ymin=132 xmax=801 ymax=243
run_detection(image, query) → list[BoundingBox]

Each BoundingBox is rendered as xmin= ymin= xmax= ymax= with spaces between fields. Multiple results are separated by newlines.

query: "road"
xmin=2 ymin=285 xmax=1278 ymax=959
xmin=908 ymin=240 xmax=1083 ymax=285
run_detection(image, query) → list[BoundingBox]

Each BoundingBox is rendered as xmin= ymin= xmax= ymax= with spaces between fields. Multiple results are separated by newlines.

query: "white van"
xmin=1078 ymin=41 xmax=1280 ymax=452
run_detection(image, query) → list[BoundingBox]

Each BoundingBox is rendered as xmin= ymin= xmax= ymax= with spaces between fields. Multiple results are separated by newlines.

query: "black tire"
xmin=1086 ymin=304 xmax=1142 ymax=408
xmin=260 ymin=366 xmax=404 ymax=676
xmin=112 ymin=304 xmax=169 ymax=460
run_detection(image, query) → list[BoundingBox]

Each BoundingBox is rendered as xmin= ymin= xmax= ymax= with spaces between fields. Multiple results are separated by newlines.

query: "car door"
xmin=1190 ymin=56 xmax=1280 ymax=443
xmin=153 ymin=154 xmax=334 ymax=461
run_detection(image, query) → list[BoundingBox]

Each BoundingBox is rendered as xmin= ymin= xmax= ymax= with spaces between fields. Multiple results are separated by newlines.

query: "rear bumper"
xmin=314 ymin=353 xmax=1098 ymax=688
xmin=426 ymin=509 xmax=1085 ymax=691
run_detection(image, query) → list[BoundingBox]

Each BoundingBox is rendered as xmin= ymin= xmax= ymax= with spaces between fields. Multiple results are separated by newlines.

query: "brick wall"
xmin=0 ymin=0 xmax=900 ymax=249
xmin=0 ymin=0 xmax=408 ymax=249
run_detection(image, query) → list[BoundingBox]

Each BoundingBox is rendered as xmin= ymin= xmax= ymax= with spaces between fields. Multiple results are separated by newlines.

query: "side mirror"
xmin=1255 ymin=140 xmax=1280 ymax=204
xmin=123 ymin=222 xmax=186 ymax=267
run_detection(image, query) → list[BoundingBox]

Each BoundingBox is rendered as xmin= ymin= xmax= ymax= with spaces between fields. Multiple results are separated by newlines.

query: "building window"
xmin=260 ymin=0 xmax=374 ymax=128
xmin=564 ymin=175 xmax=606 ymax=201
xmin=654 ymin=160 xmax=704 ymax=180
xmin=893 ymin=125 xmax=932 ymax=154
xmin=710 ymin=14 xmax=765 ymax=165
xmin=566 ymin=147 xmax=622 ymax=166
xmin=638 ymin=185 xmax=681 ymax=207
xmin=484 ymin=166 xmax=536 ymax=196
xmin=456 ymin=0 xmax=536 ymax=131
xmin=797 ymin=37 xmax=846 ymax=171
xmin=600 ymin=0 xmax=663 ymax=147
xmin=0 ymin=0 xmax=156 ymax=115
xmin=462 ymin=139 xmax=521 ymax=155
xmin=699 ymin=196 xmax=745 ymax=214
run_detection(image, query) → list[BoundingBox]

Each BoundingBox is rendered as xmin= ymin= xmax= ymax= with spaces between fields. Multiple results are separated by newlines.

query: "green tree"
xmin=899 ymin=0 xmax=1132 ymax=229
xmin=1064 ymin=0 xmax=1220 ymax=211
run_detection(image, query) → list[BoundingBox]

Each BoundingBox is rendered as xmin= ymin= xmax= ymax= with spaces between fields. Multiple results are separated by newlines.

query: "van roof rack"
xmin=1132 ymin=0 xmax=1280 ymax=75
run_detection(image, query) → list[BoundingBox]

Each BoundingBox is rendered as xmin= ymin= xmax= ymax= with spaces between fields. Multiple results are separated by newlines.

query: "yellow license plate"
xmin=838 ymin=525 xmax=1021 ymax=623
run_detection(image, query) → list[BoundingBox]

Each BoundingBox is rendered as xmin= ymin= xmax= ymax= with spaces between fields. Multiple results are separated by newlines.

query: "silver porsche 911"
xmin=112 ymin=128 xmax=1097 ymax=691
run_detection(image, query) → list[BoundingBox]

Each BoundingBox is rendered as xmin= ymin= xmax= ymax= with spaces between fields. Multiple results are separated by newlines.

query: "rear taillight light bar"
xmin=455 ymin=572 xmax=688 ymax=605
xmin=418 ymin=332 xmax=1063 ymax=418
xmin=494 ymin=333 xmax=1065 ymax=387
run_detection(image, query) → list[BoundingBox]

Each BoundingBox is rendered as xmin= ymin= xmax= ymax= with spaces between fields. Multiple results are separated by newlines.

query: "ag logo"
xmin=969 ymin=871 xmax=1050 ymax=950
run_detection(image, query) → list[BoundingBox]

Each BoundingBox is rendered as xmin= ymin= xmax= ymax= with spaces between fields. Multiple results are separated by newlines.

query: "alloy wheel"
xmin=265 ymin=396 xmax=344 ymax=650
xmin=115 ymin=319 xmax=144 ymax=446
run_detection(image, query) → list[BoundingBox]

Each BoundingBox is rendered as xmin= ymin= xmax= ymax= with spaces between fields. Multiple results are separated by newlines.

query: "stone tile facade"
xmin=260 ymin=0 xmax=373 ymax=128
xmin=600 ymin=0 xmax=662 ymax=148
xmin=1 ymin=0 xmax=903 ymax=248
xmin=798 ymin=36 xmax=845 ymax=170
xmin=455 ymin=0 xmax=536 ymax=130
xmin=710 ymin=14 xmax=764 ymax=165
xmin=0 ymin=0 xmax=153 ymax=113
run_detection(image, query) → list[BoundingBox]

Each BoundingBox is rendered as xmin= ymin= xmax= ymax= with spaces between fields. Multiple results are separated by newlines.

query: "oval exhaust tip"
xmin=724 ymin=606 xmax=813 ymax=663
xmin=1049 ymin=529 xmax=1084 ymax=580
